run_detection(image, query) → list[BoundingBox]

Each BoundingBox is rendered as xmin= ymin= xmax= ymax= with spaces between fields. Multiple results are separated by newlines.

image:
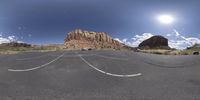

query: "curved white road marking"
xmin=8 ymin=53 xmax=65 ymax=72
xmin=92 ymin=54 xmax=129 ymax=61
xmin=79 ymin=55 xmax=142 ymax=78
xmin=16 ymin=53 xmax=50 ymax=60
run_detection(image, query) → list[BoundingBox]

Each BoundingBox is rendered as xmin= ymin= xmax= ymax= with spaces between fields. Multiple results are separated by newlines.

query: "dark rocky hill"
xmin=138 ymin=35 xmax=170 ymax=49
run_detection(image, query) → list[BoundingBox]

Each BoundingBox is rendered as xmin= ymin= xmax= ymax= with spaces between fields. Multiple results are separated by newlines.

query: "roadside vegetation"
xmin=0 ymin=45 xmax=66 ymax=55
xmin=138 ymin=49 xmax=200 ymax=55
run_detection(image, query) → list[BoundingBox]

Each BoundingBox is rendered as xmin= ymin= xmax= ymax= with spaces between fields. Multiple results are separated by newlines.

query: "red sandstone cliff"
xmin=64 ymin=29 xmax=128 ymax=50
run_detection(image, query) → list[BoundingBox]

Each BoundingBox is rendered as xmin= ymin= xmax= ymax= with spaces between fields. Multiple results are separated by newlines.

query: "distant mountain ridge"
xmin=0 ymin=42 xmax=31 ymax=47
xmin=187 ymin=44 xmax=200 ymax=50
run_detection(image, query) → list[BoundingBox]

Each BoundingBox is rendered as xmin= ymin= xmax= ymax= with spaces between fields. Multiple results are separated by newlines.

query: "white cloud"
xmin=0 ymin=37 xmax=10 ymax=44
xmin=131 ymin=33 xmax=154 ymax=47
xmin=8 ymin=35 xmax=17 ymax=42
xmin=17 ymin=41 xmax=24 ymax=43
xmin=168 ymin=40 xmax=188 ymax=49
xmin=166 ymin=33 xmax=171 ymax=37
xmin=115 ymin=30 xmax=200 ymax=50
xmin=115 ymin=38 xmax=132 ymax=46
xmin=121 ymin=38 xmax=133 ymax=46
xmin=114 ymin=38 xmax=122 ymax=43
xmin=122 ymin=38 xmax=128 ymax=43
xmin=0 ymin=34 xmax=23 ymax=44
xmin=167 ymin=30 xmax=200 ymax=49
xmin=173 ymin=29 xmax=180 ymax=36
xmin=115 ymin=33 xmax=153 ymax=47
xmin=179 ymin=36 xmax=200 ymax=46
xmin=133 ymin=33 xmax=153 ymax=42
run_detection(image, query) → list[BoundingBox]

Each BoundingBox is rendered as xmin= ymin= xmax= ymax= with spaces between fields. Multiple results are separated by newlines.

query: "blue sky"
xmin=0 ymin=0 xmax=200 ymax=49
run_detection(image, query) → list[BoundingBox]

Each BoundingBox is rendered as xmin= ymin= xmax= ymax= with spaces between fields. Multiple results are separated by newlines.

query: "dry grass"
xmin=139 ymin=49 xmax=172 ymax=55
xmin=0 ymin=50 xmax=20 ymax=55
xmin=0 ymin=45 xmax=67 ymax=55
xmin=139 ymin=49 xmax=200 ymax=55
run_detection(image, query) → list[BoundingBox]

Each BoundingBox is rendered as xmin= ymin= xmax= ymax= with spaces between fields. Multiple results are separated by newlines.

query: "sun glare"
xmin=158 ymin=15 xmax=174 ymax=24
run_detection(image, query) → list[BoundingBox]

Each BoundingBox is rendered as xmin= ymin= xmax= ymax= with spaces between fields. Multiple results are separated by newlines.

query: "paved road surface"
xmin=0 ymin=50 xmax=200 ymax=100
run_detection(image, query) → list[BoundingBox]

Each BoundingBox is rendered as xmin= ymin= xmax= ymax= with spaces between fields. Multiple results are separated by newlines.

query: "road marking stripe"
xmin=8 ymin=53 xmax=65 ymax=72
xmin=79 ymin=55 xmax=142 ymax=78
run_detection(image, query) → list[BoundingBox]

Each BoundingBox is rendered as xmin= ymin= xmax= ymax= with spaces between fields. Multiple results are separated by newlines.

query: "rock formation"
xmin=138 ymin=35 xmax=170 ymax=49
xmin=64 ymin=29 xmax=131 ymax=50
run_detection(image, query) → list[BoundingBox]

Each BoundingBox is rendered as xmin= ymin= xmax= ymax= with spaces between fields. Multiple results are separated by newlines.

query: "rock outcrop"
xmin=138 ymin=35 xmax=170 ymax=49
xmin=64 ymin=29 xmax=131 ymax=50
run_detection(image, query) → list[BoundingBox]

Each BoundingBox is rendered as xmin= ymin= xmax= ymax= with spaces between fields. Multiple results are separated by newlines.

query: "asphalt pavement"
xmin=0 ymin=50 xmax=200 ymax=100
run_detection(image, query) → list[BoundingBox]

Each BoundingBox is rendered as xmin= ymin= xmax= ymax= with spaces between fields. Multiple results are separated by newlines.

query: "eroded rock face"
xmin=138 ymin=35 xmax=170 ymax=49
xmin=64 ymin=29 xmax=124 ymax=50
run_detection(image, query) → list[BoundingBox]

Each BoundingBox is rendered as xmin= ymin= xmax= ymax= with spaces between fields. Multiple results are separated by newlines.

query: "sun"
xmin=157 ymin=15 xmax=174 ymax=24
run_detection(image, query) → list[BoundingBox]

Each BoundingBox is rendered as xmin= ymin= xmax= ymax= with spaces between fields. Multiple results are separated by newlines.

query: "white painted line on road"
xmin=92 ymin=54 xmax=129 ymax=61
xmin=79 ymin=55 xmax=142 ymax=78
xmin=16 ymin=53 xmax=50 ymax=60
xmin=8 ymin=53 xmax=65 ymax=72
